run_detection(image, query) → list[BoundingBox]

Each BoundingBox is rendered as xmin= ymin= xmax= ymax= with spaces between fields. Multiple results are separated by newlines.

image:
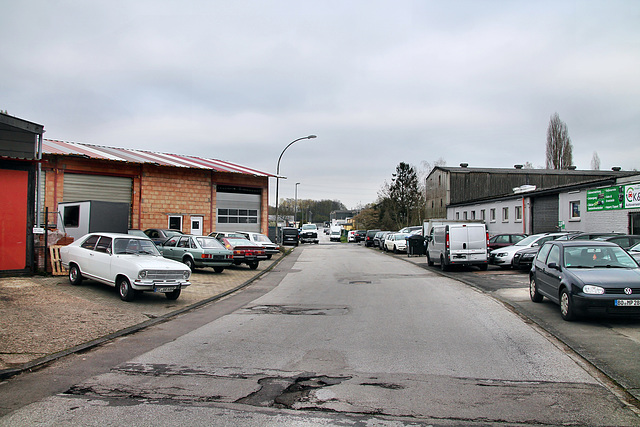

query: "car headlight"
xmin=497 ymin=253 xmax=507 ymax=257
xmin=138 ymin=270 xmax=148 ymax=279
xmin=183 ymin=270 xmax=191 ymax=280
xmin=582 ymin=285 xmax=604 ymax=295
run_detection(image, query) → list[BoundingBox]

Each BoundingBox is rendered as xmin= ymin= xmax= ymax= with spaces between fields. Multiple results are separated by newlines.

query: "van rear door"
xmin=448 ymin=224 xmax=488 ymax=263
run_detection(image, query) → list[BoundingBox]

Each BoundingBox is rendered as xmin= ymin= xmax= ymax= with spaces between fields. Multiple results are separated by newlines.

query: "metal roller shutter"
xmin=531 ymin=195 xmax=559 ymax=233
xmin=63 ymin=174 xmax=132 ymax=204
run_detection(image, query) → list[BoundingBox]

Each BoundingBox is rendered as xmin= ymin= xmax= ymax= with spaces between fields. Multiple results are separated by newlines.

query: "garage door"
xmin=63 ymin=174 xmax=132 ymax=204
xmin=531 ymin=195 xmax=559 ymax=233
xmin=216 ymin=189 xmax=261 ymax=233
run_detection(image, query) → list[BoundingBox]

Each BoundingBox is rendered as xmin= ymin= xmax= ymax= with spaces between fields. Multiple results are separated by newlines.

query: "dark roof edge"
xmin=0 ymin=113 xmax=44 ymax=134
xmin=448 ymin=176 xmax=622 ymax=207
xmin=431 ymin=165 xmax=635 ymax=176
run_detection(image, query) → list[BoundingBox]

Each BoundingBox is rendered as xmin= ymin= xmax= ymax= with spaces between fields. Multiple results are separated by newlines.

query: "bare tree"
xmin=545 ymin=113 xmax=573 ymax=169
xmin=590 ymin=151 xmax=601 ymax=170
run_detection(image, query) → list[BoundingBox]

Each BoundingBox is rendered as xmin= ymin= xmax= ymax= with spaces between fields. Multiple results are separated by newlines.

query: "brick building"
xmin=42 ymin=140 xmax=273 ymax=237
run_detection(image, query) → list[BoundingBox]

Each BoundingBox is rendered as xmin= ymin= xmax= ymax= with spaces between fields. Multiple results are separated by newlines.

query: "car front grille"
xmin=145 ymin=270 xmax=187 ymax=281
xmin=604 ymin=287 xmax=640 ymax=295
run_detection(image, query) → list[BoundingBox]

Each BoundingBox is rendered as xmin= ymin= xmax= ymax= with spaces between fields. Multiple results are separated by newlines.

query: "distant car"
xmin=299 ymin=223 xmax=319 ymax=244
xmin=218 ymin=237 xmax=267 ymax=269
xmin=384 ymin=232 xmax=409 ymax=253
xmin=398 ymin=225 xmax=422 ymax=234
xmin=529 ymin=240 xmax=640 ymax=321
xmin=595 ymin=235 xmax=640 ymax=250
xmin=354 ymin=230 xmax=367 ymax=242
xmin=160 ymin=235 xmax=233 ymax=272
xmin=364 ymin=229 xmax=380 ymax=247
xmin=329 ymin=228 xmax=342 ymax=242
xmin=555 ymin=232 xmax=623 ymax=241
xmin=144 ymin=228 xmax=184 ymax=245
xmin=347 ymin=230 xmax=357 ymax=243
xmin=59 ymin=233 xmax=191 ymax=302
xmin=488 ymin=233 xmax=527 ymax=251
xmin=372 ymin=231 xmax=388 ymax=248
xmin=234 ymin=231 xmax=280 ymax=259
xmin=279 ymin=227 xmax=299 ymax=246
xmin=489 ymin=232 xmax=567 ymax=268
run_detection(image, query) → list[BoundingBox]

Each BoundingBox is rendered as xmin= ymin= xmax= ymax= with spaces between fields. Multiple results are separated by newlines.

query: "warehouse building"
xmin=41 ymin=140 xmax=274 ymax=237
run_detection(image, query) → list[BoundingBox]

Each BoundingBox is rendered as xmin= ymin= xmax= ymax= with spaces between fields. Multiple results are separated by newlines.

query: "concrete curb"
xmin=0 ymin=247 xmax=294 ymax=381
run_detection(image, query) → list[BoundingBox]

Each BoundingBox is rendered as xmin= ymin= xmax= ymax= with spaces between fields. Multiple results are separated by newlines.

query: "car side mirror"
xmin=547 ymin=262 xmax=560 ymax=271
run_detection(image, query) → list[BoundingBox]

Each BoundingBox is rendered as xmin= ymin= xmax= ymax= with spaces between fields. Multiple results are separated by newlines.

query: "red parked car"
xmin=217 ymin=237 xmax=267 ymax=270
xmin=488 ymin=233 xmax=527 ymax=251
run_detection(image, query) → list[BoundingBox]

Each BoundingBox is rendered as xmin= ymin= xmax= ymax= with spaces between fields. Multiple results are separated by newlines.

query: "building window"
xmin=515 ymin=205 xmax=522 ymax=222
xmin=490 ymin=208 xmax=496 ymax=222
xmin=169 ymin=215 xmax=182 ymax=231
xmin=463 ymin=211 xmax=468 ymax=220
xmin=471 ymin=210 xmax=476 ymax=220
xmin=218 ymin=208 xmax=258 ymax=224
xmin=481 ymin=209 xmax=486 ymax=221
xmin=456 ymin=212 xmax=460 ymax=220
xmin=502 ymin=207 xmax=509 ymax=222
xmin=570 ymin=201 xmax=581 ymax=220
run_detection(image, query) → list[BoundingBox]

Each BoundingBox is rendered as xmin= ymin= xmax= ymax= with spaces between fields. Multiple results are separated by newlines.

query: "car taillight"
xmin=445 ymin=230 xmax=450 ymax=249
xmin=201 ymin=254 xmax=212 ymax=259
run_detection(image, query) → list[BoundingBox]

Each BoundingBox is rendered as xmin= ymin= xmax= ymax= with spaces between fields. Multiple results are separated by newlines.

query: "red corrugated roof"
xmin=43 ymin=139 xmax=274 ymax=177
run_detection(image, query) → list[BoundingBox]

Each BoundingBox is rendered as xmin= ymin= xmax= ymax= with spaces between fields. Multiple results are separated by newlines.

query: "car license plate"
xmin=154 ymin=285 xmax=177 ymax=292
xmin=614 ymin=300 xmax=640 ymax=307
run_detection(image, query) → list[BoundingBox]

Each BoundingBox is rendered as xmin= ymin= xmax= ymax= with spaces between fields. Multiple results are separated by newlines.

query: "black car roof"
xmin=547 ymin=240 xmax=619 ymax=247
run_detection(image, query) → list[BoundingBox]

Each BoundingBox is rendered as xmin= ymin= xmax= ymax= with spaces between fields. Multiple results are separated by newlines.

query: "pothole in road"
xmin=236 ymin=375 xmax=351 ymax=408
xmin=242 ymin=305 xmax=349 ymax=316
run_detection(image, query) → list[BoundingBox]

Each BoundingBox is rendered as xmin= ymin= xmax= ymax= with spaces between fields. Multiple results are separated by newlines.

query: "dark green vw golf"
xmin=160 ymin=235 xmax=233 ymax=273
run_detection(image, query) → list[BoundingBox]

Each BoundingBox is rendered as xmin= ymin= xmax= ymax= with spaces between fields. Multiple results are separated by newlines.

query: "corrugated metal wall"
xmin=63 ymin=174 xmax=132 ymax=204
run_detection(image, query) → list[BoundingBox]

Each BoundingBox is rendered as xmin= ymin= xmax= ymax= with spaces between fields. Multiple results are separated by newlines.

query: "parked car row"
xmin=60 ymin=227 xmax=283 ymax=302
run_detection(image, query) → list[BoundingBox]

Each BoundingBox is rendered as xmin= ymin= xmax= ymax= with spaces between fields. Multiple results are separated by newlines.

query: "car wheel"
xmin=393 ymin=245 xmax=398 ymax=254
xmin=183 ymin=257 xmax=195 ymax=271
xmin=165 ymin=288 xmax=181 ymax=300
xmin=118 ymin=277 xmax=135 ymax=302
xmin=69 ymin=264 xmax=83 ymax=286
xmin=529 ymin=276 xmax=543 ymax=302
xmin=427 ymin=253 xmax=434 ymax=266
xmin=248 ymin=261 xmax=259 ymax=270
xmin=440 ymin=255 xmax=449 ymax=272
xmin=213 ymin=266 xmax=225 ymax=273
xmin=478 ymin=264 xmax=488 ymax=271
xmin=560 ymin=288 xmax=576 ymax=321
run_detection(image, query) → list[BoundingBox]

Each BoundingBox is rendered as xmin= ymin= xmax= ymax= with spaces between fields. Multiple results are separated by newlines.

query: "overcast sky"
xmin=2 ymin=1 xmax=639 ymax=209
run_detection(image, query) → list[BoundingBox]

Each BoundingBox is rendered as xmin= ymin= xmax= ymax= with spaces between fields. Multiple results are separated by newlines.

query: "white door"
xmin=191 ymin=216 xmax=203 ymax=236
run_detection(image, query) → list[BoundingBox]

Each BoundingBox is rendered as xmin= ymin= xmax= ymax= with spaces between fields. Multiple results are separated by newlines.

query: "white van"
xmin=426 ymin=222 xmax=488 ymax=271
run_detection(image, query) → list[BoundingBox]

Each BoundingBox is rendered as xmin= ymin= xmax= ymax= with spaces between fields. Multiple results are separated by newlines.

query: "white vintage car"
xmin=59 ymin=233 xmax=191 ymax=301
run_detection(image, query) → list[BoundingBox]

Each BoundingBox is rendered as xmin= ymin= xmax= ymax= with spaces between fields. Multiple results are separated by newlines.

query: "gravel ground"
xmin=0 ymin=253 xmax=283 ymax=371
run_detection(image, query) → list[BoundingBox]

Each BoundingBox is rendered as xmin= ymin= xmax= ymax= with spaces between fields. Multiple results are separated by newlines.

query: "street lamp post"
xmin=294 ymin=182 xmax=300 ymax=228
xmin=274 ymin=135 xmax=316 ymax=243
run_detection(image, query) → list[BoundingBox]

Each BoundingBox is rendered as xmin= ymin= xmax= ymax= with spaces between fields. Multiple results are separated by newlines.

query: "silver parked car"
xmin=60 ymin=233 xmax=191 ymax=302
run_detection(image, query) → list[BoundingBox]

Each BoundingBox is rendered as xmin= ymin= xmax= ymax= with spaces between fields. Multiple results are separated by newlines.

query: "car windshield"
xmin=302 ymin=224 xmax=317 ymax=230
xmin=225 ymin=238 xmax=255 ymax=246
xmin=253 ymin=234 xmax=273 ymax=243
xmin=196 ymin=237 xmax=225 ymax=249
xmin=514 ymin=235 xmax=544 ymax=246
xmin=564 ymin=245 xmax=639 ymax=269
xmin=114 ymin=238 xmax=160 ymax=256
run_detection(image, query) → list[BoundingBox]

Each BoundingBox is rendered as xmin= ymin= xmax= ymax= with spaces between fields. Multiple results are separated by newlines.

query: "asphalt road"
xmin=2 ymin=235 xmax=639 ymax=425
xmin=416 ymin=256 xmax=640 ymax=404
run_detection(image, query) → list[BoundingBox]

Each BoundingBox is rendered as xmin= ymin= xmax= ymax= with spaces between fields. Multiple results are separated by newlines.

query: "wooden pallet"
xmin=49 ymin=245 xmax=67 ymax=276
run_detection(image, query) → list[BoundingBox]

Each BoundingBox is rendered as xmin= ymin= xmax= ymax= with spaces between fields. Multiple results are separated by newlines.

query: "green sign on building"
xmin=586 ymin=186 xmax=623 ymax=211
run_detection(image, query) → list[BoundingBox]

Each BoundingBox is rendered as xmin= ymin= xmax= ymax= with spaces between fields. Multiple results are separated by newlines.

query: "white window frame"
xmin=514 ymin=205 xmax=522 ymax=223
xmin=490 ymin=208 xmax=496 ymax=222
xmin=502 ymin=207 xmax=509 ymax=222
xmin=168 ymin=215 xmax=183 ymax=231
